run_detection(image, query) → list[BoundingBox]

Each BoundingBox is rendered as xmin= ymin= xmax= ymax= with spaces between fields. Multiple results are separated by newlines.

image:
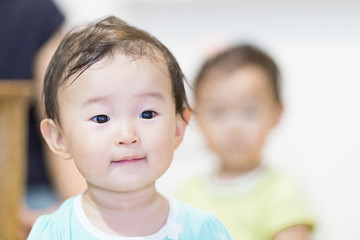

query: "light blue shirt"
xmin=28 ymin=195 xmax=232 ymax=240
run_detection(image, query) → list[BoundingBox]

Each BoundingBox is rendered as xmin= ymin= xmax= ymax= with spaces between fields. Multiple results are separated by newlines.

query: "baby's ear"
xmin=273 ymin=103 xmax=283 ymax=126
xmin=40 ymin=119 xmax=72 ymax=160
xmin=174 ymin=108 xmax=191 ymax=149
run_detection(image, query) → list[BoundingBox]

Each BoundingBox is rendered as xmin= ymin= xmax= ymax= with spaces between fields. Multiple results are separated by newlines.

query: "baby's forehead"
xmin=196 ymin=65 xmax=276 ymax=101
xmin=57 ymin=52 xmax=174 ymax=106
xmin=63 ymin=52 xmax=170 ymax=88
xmin=90 ymin=50 xmax=168 ymax=71
xmin=200 ymin=64 xmax=269 ymax=86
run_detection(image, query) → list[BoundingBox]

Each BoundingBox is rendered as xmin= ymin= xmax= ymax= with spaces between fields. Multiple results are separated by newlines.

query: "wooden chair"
xmin=0 ymin=80 xmax=33 ymax=240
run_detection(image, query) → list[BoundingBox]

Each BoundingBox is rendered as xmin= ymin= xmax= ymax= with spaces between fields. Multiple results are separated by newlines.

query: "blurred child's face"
xmin=49 ymin=54 xmax=185 ymax=192
xmin=195 ymin=65 xmax=281 ymax=175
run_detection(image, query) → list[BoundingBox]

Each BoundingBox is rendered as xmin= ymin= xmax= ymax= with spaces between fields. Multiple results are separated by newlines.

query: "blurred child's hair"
xmin=194 ymin=44 xmax=281 ymax=104
xmin=43 ymin=16 xmax=190 ymax=124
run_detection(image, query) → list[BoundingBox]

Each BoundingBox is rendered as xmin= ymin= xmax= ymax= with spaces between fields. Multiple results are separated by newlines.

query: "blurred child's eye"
xmin=208 ymin=108 xmax=225 ymax=121
xmin=91 ymin=115 xmax=110 ymax=123
xmin=241 ymin=107 xmax=259 ymax=119
xmin=140 ymin=110 xmax=157 ymax=119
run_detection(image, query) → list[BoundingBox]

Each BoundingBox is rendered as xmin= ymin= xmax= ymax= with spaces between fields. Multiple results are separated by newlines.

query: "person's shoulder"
xmin=258 ymin=168 xmax=316 ymax=235
xmin=260 ymin=167 xmax=300 ymax=189
xmin=173 ymin=199 xmax=232 ymax=240
xmin=27 ymin=196 xmax=78 ymax=239
xmin=48 ymin=195 xmax=78 ymax=220
xmin=175 ymin=198 xmax=209 ymax=220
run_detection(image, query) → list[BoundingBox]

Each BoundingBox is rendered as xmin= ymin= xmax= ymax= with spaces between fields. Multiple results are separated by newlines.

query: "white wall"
xmin=53 ymin=1 xmax=360 ymax=239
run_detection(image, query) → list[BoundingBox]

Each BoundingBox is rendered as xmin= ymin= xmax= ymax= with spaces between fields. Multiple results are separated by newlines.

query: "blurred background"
xmin=53 ymin=0 xmax=360 ymax=239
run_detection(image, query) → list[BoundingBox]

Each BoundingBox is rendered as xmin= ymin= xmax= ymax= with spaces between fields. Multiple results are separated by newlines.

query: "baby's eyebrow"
xmin=135 ymin=91 xmax=165 ymax=101
xmin=81 ymin=96 xmax=111 ymax=107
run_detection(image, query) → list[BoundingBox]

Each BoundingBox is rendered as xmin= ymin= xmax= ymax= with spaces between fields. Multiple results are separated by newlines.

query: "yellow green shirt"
xmin=178 ymin=167 xmax=315 ymax=240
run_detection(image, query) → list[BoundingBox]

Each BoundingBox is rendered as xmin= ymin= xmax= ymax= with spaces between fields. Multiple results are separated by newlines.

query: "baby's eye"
xmin=208 ymin=108 xmax=225 ymax=120
xmin=91 ymin=115 xmax=110 ymax=123
xmin=140 ymin=110 xmax=157 ymax=119
xmin=240 ymin=106 xmax=259 ymax=119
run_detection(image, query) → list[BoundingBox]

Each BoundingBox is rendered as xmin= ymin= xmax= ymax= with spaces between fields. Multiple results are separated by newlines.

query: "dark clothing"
xmin=0 ymin=0 xmax=64 ymax=185
xmin=0 ymin=0 xmax=64 ymax=79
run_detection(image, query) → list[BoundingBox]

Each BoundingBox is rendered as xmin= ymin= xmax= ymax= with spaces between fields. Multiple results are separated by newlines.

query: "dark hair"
xmin=194 ymin=44 xmax=281 ymax=104
xmin=43 ymin=16 xmax=189 ymax=124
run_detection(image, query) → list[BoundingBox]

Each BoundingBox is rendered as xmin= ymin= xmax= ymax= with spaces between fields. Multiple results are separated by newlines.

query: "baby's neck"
xmin=82 ymin=185 xmax=169 ymax=237
xmin=85 ymin=184 xmax=159 ymax=210
xmin=216 ymin=163 xmax=263 ymax=180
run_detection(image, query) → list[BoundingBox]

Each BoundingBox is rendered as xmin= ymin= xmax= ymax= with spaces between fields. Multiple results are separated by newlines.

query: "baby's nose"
xmin=114 ymin=123 xmax=139 ymax=146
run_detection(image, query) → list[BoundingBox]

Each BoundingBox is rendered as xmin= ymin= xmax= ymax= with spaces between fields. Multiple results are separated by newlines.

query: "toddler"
xmin=180 ymin=44 xmax=315 ymax=240
xmin=28 ymin=16 xmax=232 ymax=240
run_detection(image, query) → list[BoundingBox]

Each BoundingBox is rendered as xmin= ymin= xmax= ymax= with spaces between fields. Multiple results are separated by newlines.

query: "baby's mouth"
xmin=111 ymin=157 xmax=146 ymax=164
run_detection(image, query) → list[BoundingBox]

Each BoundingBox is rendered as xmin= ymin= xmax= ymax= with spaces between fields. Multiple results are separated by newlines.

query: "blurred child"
xmin=179 ymin=44 xmax=315 ymax=240
xmin=27 ymin=16 xmax=232 ymax=239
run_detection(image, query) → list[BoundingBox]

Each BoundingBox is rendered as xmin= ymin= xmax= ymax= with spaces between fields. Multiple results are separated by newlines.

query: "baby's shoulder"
xmin=27 ymin=197 xmax=78 ymax=239
xmin=174 ymin=199 xmax=232 ymax=239
xmin=46 ymin=196 xmax=77 ymax=222
xmin=175 ymin=198 xmax=210 ymax=222
xmin=261 ymin=168 xmax=301 ymax=191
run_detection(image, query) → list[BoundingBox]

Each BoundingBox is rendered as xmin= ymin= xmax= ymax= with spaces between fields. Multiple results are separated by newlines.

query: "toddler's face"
xmin=195 ymin=65 xmax=281 ymax=175
xmin=53 ymin=54 xmax=185 ymax=192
